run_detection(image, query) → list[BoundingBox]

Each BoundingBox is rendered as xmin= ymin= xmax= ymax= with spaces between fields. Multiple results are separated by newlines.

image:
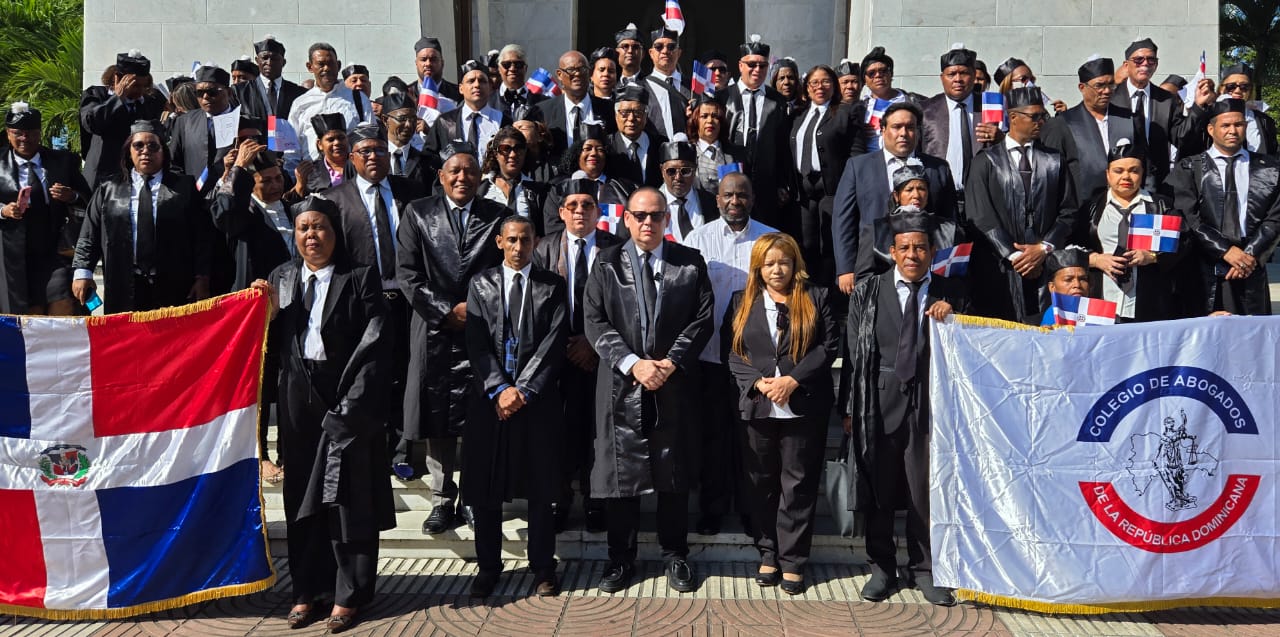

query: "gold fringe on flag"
xmin=0 ymin=576 xmax=276 ymax=620
xmin=958 ymin=589 xmax=1280 ymax=615
xmin=949 ymin=313 xmax=1067 ymax=332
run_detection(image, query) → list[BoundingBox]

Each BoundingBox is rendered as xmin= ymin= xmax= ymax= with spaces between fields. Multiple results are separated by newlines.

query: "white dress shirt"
xmin=645 ymin=72 xmax=677 ymax=137
xmin=1093 ymin=113 xmax=1111 ymax=154
xmin=564 ymin=230 xmax=599 ymax=317
xmin=1127 ymin=80 xmax=1152 ymax=140
xmin=301 ymin=263 xmax=335 ymax=360
xmin=258 ymin=76 xmax=283 ymax=114
xmin=13 ymin=152 xmax=47 ymax=196
xmin=794 ymin=104 xmax=826 ymax=173
xmin=683 ymin=217 xmax=779 ymax=363
xmin=1245 ymin=109 xmax=1263 ymax=153
xmin=501 ymin=262 xmax=532 ymax=333
xmin=563 ymin=95 xmax=596 ymax=147
xmin=882 ymin=149 xmax=913 ymax=193
xmin=660 ymin=185 xmax=705 ymax=243
xmin=287 ymin=84 xmax=375 ymax=165
xmin=761 ymin=292 xmax=800 ymax=419
xmin=618 ymin=241 xmax=666 ymax=375
xmin=1098 ymin=191 xmax=1149 ymax=318
xmin=736 ymin=80 xmax=765 ymax=141
xmin=893 ymin=268 xmax=931 ymax=330
xmin=622 ymin=132 xmax=652 ymax=182
xmin=944 ymin=95 xmax=975 ymax=188
xmin=355 ymin=174 xmax=400 ymax=289
xmin=1005 ymin=135 xmax=1035 ymax=169
xmin=459 ymin=105 xmax=504 ymax=165
xmin=75 ymin=169 xmax=162 ymax=281
xmin=1208 ymin=145 xmax=1251 ymax=235
xmin=252 ymin=194 xmax=295 ymax=257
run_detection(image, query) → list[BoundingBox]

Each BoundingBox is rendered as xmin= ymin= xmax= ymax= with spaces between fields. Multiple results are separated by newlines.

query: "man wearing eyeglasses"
xmin=607 ymin=85 xmax=666 ymax=189
xmin=1041 ymin=56 xmax=1136 ymax=204
xmin=657 ymin=141 xmax=717 ymax=244
xmin=488 ymin=44 xmax=547 ymax=122
xmin=719 ymin=35 xmax=791 ymax=231
xmin=966 ymin=86 xmax=1080 ymax=323
xmin=539 ymin=51 xmax=616 ymax=171
xmin=169 ymin=65 xmax=238 ymax=193
xmin=585 ymin=186 xmax=714 ymax=594
xmin=1109 ymin=38 xmax=1215 ymax=189
xmin=701 ymin=50 xmax=733 ymax=93
xmin=380 ymin=91 xmax=440 ymax=190
xmin=643 ymin=26 xmax=691 ymax=140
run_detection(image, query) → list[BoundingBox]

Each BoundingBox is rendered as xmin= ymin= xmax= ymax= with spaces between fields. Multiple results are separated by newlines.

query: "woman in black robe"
xmin=251 ymin=195 xmax=394 ymax=633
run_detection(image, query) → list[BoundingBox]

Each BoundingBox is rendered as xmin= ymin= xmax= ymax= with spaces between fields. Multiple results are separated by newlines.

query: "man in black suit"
xmin=536 ymin=50 xmax=616 ymax=171
xmin=1168 ymin=98 xmax=1280 ymax=316
xmin=1041 ymin=56 xmax=1135 ymax=204
xmin=464 ymin=215 xmax=568 ymax=599
xmin=79 ymin=50 xmax=166 ymax=188
xmin=532 ymin=179 xmax=623 ymax=532
xmin=842 ymin=208 xmax=968 ymax=607
xmin=424 ymin=59 xmax=511 ymax=168
xmin=412 ymin=37 xmax=463 ymax=103
xmin=0 ymin=103 xmax=92 ymax=315
xmin=398 ymin=143 xmax=506 ymax=533
xmin=832 ymin=102 xmax=956 ymax=293
xmin=235 ymin=35 xmax=307 ymax=120
xmin=606 ymin=85 xmax=666 ymax=189
xmin=380 ymin=91 xmax=439 ymax=190
xmin=657 ymin=141 xmax=717 ymax=244
xmin=488 ymin=44 xmax=548 ymax=122
xmin=324 ymin=122 xmax=427 ymax=475
xmin=919 ymin=44 xmax=1002 ymax=219
xmin=966 ymin=86 xmax=1080 ymax=322
xmin=642 ymin=26 xmax=690 ymax=140
xmin=719 ymin=35 xmax=791 ymax=230
xmin=1110 ymin=38 xmax=1215 ymax=190
xmin=585 ymin=187 xmax=714 ymax=594
xmin=169 ymin=65 xmax=238 ymax=191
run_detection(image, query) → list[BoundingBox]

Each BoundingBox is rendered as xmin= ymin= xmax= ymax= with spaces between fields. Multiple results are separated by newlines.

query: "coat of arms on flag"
xmin=1052 ymin=292 xmax=1117 ymax=326
xmin=597 ymin=203 xmax=624 ymax=234
xmin=1127 ymin=213 xmax=1182 ymax=253
xmin=0 ymin=291 xmax=274 ymax=619
xmin=931 ymin=242 xmax=972 ymax=277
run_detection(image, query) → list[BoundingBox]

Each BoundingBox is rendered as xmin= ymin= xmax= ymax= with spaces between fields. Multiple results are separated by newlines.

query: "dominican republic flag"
xmin=195 ymin=166 xmax=209 ymax=191
xmin=662 ymin=0 xmax=686 ymax=34
xmin=1051 ymin=292 xmax=1117 ymax=326
xmin=866 ymin=98 xmax=893 ymax=150
xmin=266 ymin=115 xmax=299 ymax=152
xmin=597 ymin=203 xmax=624 ymax=234
xmin=981 ymin=92 xmax=1005 ymax=124
xmin=526 ymin=68 xmax=560 ymax=97
xmin=931 ymin=242 xmax=973 ymax=277
xmin=1127 ymin=213 xmax=1182 ymax=253
xmin=417 ymin=78 xmax=457 ymax=126
xmin=1185 ymin=50 xmax=1206 ymax=106
xmin=0 ymin=292 xmax=273 ymax=619
xmin=717 ymin=162 xmax=744 ymax=180
xmin=691 ymin=61 xmax=714 ymax=96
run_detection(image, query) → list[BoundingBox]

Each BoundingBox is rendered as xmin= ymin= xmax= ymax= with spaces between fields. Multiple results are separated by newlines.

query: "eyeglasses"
xmin=627 ymin=210 xmax=668 ymax=222
xmin=865 ymin=68 xmax=891 ymax=78
xmin=618 ymin=43 xmax=643 ymax=51
xmin=131 ymin=141 xmax=161 ymax=151
xmin=496 ymin=143 xmax=527 ymax=155
xmin=663 ymin=167 xmax=694 ymax=178
xmin=807 ymin=79 xmax=833 ymax=88
xmin=1223 ymin=82 xmax=1252 ymax=93
xmin=1085 ymin=81 xmax=1114 ymax=92
xmin=652 ymin=43 xmax=678 ymax=52
xmin=1128 ymin=56 xmax=1158 ymax=67
xmin=352 ymin=147 xmax=389 ymax=157
xmin=558 ymin=66 xmax=588 ymax=76
xmin=617 ymin=108 xmax=646 ymax=119
xmin=743 ymin=61 xmax=768 ymax=70
xmin=500 ymin=60 xmax=526 ymax=70
xmin=385 ymin=113 xmax=416 ymax=124
xmin=1013 ymin=75 xmax=1036 ymax=85
xmin=1012 ymin=111 xmax=1049 ymax=123
xmin=195 ymin=87 xmax=223 ymax=97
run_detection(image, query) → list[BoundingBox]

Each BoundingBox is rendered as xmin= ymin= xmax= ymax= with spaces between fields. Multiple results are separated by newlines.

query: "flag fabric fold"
xmin=0 ymin=291 xmax=274 ymax=619
xmin=931 ymin=242 xmax=972 ymax=277
xmin=1127 ymin=213 xmax=1182 ymax=252
xmin=1052 ymin=292 xmax=1117 ymax=326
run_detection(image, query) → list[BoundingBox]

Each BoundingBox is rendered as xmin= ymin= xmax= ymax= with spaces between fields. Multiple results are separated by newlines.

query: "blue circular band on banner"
xmin=1077 ymin=366 xmax=1257 ymax=442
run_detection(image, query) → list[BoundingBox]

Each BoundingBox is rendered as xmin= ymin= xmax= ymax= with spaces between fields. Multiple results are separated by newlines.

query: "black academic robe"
xmin=476 ymin=177 xmax=551 ymax=236
xmin=390 ymin=143 xmax=441 ymax=192
xmin=422 ymin=107 xmax=513 ymax=160
xmin=1082 ymin=192 xmax=1182 ymax=322
xmin=233 ymin=77 xmax=307 ymax=120
xmin=787 ymin=101 xmax=869 ymax=198
xmin=831 ymin=150 xmax=957 ymax=278
xmin=488 ymin=86 xmax=549 ymax=122
xmin=324 ymin=175 xmax=427 ymax=279
xmin=605 ymin=130 xmax=667 ymax=189
xmin=842 ymin=271 xmax=968 ymax=512
xmin=396 ymin=195 xmax=506 ymax=438
xmin=1167 ymin=150 xmax=1280 ymax=315
xmin=72 ymin=172 xmax=212 ymax=314
xmin=533 ymin=229 xmax=625 ymax=285
xmin=1040 ymin=103 xmax=1136 ymax=204
xmin=168 ymin=108 xmax=235 ymax=192
xmin=583 ymin=240 xmax=714 ymax=497
xmin=0 ymin=148 xmax=92 ymax=313
xmin=462 ymin=265 xmax=568 ymax=507
xmin=268 ymin=260 xmax=396 ymax=539
xmin=1109 ymin=83 xmax=1207 ymax=189
xmin=723 ymin=285 xmax=838 ymax=421
xmin=642 ymin=75 xmax=690 ymax=141
xmin=694 ymin=140 xmax=745 ymax=195
xmin=532 ymin=95 xmax=617 ymax=171
xmin=919 ymin=92 xmax=985 ymax=185
xmin=719 ymin=84 xmax=792 ymax=229
xmin=208 ymin=166 xmax=292 ymax=291
xmin=304 ymin=160 xmax=356 ymax=194
xmin=965 ymin=141 xmax=1080 ymax=321
xmin=541 ymin=175 xmax=637 ymax=237
xmin=78 ymin=88 xmax=166 ymax=188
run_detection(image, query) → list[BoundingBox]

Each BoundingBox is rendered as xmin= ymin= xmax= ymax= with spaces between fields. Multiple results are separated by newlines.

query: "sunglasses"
xmin=500 ymin=60 xmax=526 ymax=70
xmin=131 ymin=141 xmax=162 ymax=151
xmin=1223 ymin=82 xmax=1252 ymax=93
xmin=652 ymin=43 xmax=678 ymax=52
xmin=663 ymin=167 xmax=694 ymax=178
xmin=558 ymin=66 xmax=588 ymax=76
xmin=1129 ymin=56 xmax=1158 ymax=67
xmin=1012 ymin=111 xmax=1049 ymax=123
xmin=496 ymin=143 xmax=527 ymax=155
xmin=743 ymin=61 xmax=768 ymax=70
xmin=627 ymin=210 xmax=668 ymax=222
xmin=195 ymin=87 xmax=224 ymax=97
xmin=707 ymin=64 xmax=728 ymax=73
xmin=865 ymin=68 xmax=891 ymax=78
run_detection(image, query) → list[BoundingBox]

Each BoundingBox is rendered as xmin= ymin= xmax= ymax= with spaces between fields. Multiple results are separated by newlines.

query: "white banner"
xmin=930 ymin=316 xmax=1280 ymax=611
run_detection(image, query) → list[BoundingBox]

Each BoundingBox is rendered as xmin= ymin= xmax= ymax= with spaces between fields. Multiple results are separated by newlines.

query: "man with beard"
xmin=920 ymin=44 xmax=1002 ymax=217
xmin=424 ymin=59 xmax=510 ymax=167
xmin=411 ymin=37 xmax=463 ymax=103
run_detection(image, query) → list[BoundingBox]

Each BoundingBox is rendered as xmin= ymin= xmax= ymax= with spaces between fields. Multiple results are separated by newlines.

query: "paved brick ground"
xmin=3 ymin=558 xmax=1279 ymax=636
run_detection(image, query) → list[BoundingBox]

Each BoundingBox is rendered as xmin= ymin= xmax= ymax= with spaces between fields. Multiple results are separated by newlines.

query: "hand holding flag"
xmin=1052 ymin=293 xmax=1117 ymax=326
xmin=1185 ymin=50 xmax=1206 ymax=108
xmin=981 ymin=92 xmax=1005 ymax=125
xmin=691 ymin=61 xmax=714 ymax=96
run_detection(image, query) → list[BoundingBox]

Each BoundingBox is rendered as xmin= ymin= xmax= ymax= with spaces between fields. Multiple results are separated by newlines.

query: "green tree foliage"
xmin=1222 ymin=1 xmax=1280 ymax=106
xmin=0 ymin=0 xmax=83 ymax=152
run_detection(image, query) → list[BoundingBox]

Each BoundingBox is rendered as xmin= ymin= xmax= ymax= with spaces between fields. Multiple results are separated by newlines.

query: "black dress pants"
xmin=741 ymin=415 xmax=826 ymax=573
xmin=606 ymin=491 xmax=689 ymax=564
xmin=473 ymin=501 xmax=557 ymax=574
xmin=863 ymin=419 xmax=931 ymax=579
xmin=287 ymin=508 xmax=379 ymax=608
xmin=697 ymin=362 xmax=742 ymax=517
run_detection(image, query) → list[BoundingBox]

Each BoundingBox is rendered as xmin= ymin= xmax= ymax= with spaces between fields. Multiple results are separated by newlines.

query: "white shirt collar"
xmin=355 ymin=173 xmax=385 ymax=192
xmin=1208 ymin=145 xmax=1249 ymax=162
xmin=893 ymin=267 xmax=931 ymax=288
xmin=131 ymin=169 xmax=158 ymax=186
xmin=445 ymin=196 xmax=475 ymax=213
xmin=649 ymin=69 xmax=672 ymax=82
xmin=636 ymin=240 xmax=665 ymax=262
xmin=1106 ymin=190 xmax=1153 ymax=208
xmin=882 ymin=148 xmax=912 ymax=166
xmin=1127 ymin=79 xmax=1148 ymax=97
xmin=1005 ymin=135 xmax=1033 ymax=152
xmin=737 ymin=79 xmax=763 ymax=94
xmin=302 ymin=262 xmax=336 ymax=281
xmin=13 ymin=151 xmax=39 ymax=166
xmin=502 ymin=261 xmax=532 ymax=280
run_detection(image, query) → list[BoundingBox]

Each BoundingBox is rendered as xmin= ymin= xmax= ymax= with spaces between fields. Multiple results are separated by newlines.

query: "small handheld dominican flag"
xmin=417 ymin=78 xmax=457 ymax=126
xmin=598 ymin=203 xmax=624 ymax=234
xmin=1127 ymin=213 xmax=1181 ymax=253
xmin=691 ymin=61 xmax=713 ymax=96
xmin=1185 ymin=50 xmax=1206 ymax=106
xmin=931 ymin=242 xmax=973 ymax=277
xmin=717 ymin=162 xmax=744 ymax=179
xmin=1052 ymin=293 xmax=1117 ymax=326
xmin=526 ymin=68 xmax=560 ymax=96
xmin=195 ymin=166 xmax=209 ymax=191
xmin=662 ymin=0 xmax=686 ymax=34
xmin=981 ymin=92 xmax=1005 ymax=124
xmin=866 ymin=98 xmax=893 ymax=150
xmin=266 ymin=115 xmax=299 ymax=152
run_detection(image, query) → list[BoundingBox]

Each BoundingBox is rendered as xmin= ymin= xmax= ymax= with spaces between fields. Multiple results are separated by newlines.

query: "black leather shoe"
xmin=458 ymin=504 xmax=476 ymax=530
xmin=533 ymin=568 xmax=560 ymax=597
xmin=695 ymin=513 xmax=721 ymax=536
xmin=915 ymin=574 xmax=956 ymax=606
xmin=422 ymin=505 xmax=454 ymax=535
xmin=667 ymin=559 xmax=696 ymax=593
xmin=754 ymin=568 xmax=780 ymax=587
xmin=860 ymin=571 xmax=897 ymax=602
xmin=584 ymin=506 xmax=606 ymax=534
xmin=780 ymin=576 xmax=806 ymax=596
xmin=470 ymin=569 xmax=500 ymax=598
xmin=598 ymin=562 xmax=634 ymax=593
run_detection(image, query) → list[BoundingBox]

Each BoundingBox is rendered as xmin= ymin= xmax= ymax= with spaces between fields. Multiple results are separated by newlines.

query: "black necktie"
xmin=267 ymin=81 xmax=278 ymax=115
xmin=641 ymin=251 xmax=658 ymax=355
xmin=676 ymin=197 xmax=692 ymax=237
xmin=370 ymin=183 xmax=395 ymax=279
xmin=666 ymin=76 xmax=675 ymax=87
xmin=774 ymin=303 xmax=790 ymax=355
xmin=135 ymin=175 xmax=156 ymax=272
xmin=570 ymin=105 xmax=582 ymax=141
xmin=467 ymin=112 xmax=481 ymax=148
xmin=628 ymin=140 xmax=639 ymax=163
xmin=573 ymin=238 xmax=588 ymax=332
xmin=508 ymin=271 xmax=524 ymax=333
xmin=25 ymin=163 xmax=46 ymax=209
xmin=895 ymin=280 xmax=923 ymax=383
xmin=958 ymin=102 xmax=973 ymax=181
xmin=745 ymin=90 xmax=758 ymax=147
xmin=1017 ymin=146 xmax=1037 ymax=242
xmin=1222 ymin=155 xmax=1242 ymax=241
xmin=1132 ymin=91 xmax=1148 ymax=152
xmin=391 ymin=149 xmax=404 ymax=176
xmin=1112 ymin=201 xmax=1137 ymax=290
xmin=303 ymin=273 xmax=316 ymax=312
xmin=452 ymin=206 xmax=466 ymax=244
xmin=800 ymin=109 xmax=819 ymax=174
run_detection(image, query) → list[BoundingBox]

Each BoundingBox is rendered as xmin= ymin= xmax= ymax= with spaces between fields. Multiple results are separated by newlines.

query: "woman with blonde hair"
xmin=724 ymin=232 xmax=837 ymax=595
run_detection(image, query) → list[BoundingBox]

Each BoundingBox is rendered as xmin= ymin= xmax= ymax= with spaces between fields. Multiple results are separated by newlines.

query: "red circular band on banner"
xmin=1078 ymin=475 xmax=1260 ymax=553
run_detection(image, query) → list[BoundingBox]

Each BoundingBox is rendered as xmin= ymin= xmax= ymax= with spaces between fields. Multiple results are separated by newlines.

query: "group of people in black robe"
xmin=0 ymin=22 xmax=1272 ymax=632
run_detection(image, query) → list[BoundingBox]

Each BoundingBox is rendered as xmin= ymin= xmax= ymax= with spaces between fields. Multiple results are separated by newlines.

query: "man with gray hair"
xmin=488 ymin=43 xmax=547 ymax=121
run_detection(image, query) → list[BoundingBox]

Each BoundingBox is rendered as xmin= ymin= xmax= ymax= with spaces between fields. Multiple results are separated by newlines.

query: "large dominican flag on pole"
xmin=930 ymin=315 xmax=1280 ymax=613
xmin=0 ymin=291 xmax=273 ymax=619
